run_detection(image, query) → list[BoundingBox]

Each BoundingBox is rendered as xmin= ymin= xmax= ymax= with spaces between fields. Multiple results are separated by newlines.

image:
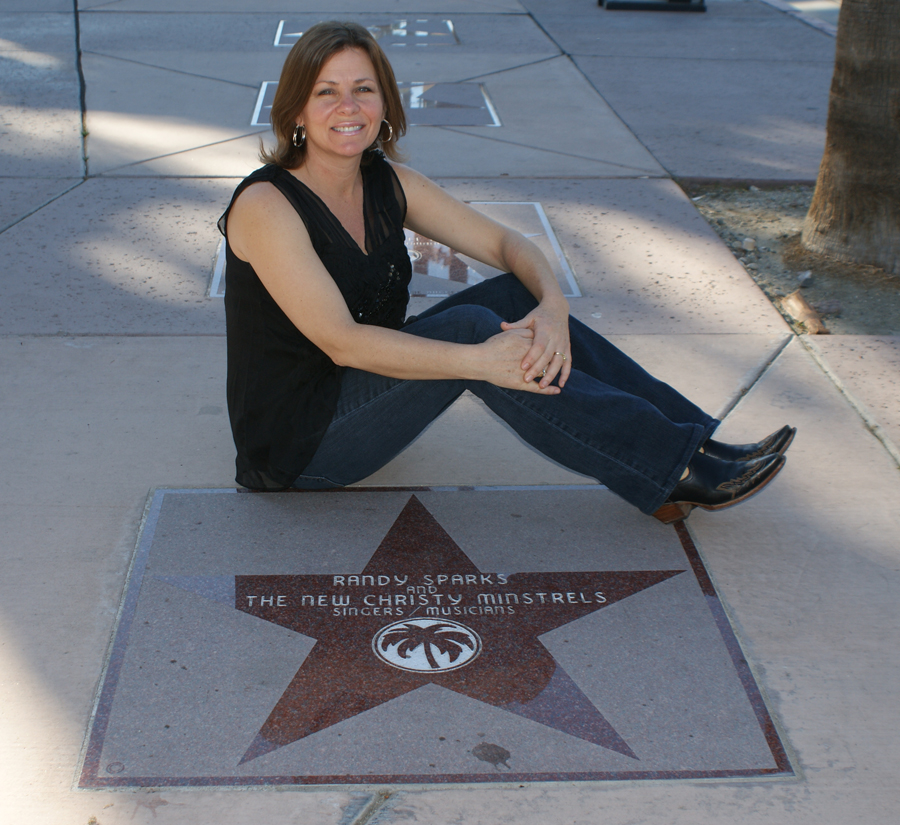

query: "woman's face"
xmin=297 ymin=48 xmax=386 ymax=163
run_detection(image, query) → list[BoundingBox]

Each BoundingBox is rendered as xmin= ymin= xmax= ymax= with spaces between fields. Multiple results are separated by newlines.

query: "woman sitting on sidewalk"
xmin=218 ymin=21 xmax=793 ymax=523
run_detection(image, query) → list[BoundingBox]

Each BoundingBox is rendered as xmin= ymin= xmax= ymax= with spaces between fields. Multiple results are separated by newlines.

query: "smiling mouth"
xmin=332 ymin=125 xmax=365 ymax=134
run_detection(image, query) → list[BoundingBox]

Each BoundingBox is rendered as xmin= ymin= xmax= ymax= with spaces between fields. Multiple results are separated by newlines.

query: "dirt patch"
xmin=681 ymin=182 xmax=900 ymax=335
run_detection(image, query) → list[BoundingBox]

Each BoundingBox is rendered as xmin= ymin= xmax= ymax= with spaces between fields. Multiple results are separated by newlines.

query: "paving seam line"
xmin=453 ymin=53 xmax=562 ymax=85
xmin=713 ymin=333 xmax=793 ymax=421
xmin=756 ymin=0 xmax=839 ymax=37
xmin=92 ymin=131 xmax=269 ymax=176
xmin=435 ymin=126 xmax=661 ymax=175
xmin=72 ymin=489 xmax=161 ymax=791
xmin=0 ymin=179 xmax=85 ymax=236
xmin=81 ymin=49 xmax=259 ymax=89
xmin=349 ymin=790 xmax=394 ymax=825
xmin=523 ymin=11 xmax=672 ymax=179
xmin=73 ymin=0 xmax=89 ymax=176
xmin=799 ymin=335 xmax=900 ymax=469
xmin=676 ymin=521 xmax=805 ymax=782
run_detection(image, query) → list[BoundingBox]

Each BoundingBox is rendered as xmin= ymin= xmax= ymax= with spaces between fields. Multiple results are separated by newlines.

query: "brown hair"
xmin=260 ymin=21 xmax=406 ymax=168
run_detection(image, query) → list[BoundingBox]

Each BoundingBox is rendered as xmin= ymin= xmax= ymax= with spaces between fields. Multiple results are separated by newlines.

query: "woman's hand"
xmin=477 ymin=328 xmax=562 ymax=395
xmin=394 ymin=163 xmax=573 ymax=389
xmin=500 ymin=297 xmax=572 ymax=390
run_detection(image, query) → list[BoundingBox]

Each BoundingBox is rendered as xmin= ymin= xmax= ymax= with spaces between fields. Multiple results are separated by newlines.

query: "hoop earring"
xmin=381 ymin=119 xmax=393 ymax=143
xmin=292 ymin=124 xmax=306 ymax=147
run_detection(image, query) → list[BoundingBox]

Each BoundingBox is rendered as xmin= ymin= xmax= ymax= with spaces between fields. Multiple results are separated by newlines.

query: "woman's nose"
xmin=337 ymin=90 xmax=359 ymax=112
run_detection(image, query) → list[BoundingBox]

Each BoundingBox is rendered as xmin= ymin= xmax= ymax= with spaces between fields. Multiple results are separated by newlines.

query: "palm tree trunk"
xmin=801 ymin=0 xmax=900 ymax=275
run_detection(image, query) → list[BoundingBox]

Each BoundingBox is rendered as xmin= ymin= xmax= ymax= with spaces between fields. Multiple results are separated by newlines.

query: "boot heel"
xmin=652 ymin=502 xmax=694 ymax=524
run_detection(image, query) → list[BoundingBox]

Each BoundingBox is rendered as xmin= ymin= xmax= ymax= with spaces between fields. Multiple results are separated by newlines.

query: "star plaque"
xmin=80 ymin=488 xmax=792 ymax=786
xmin=235 ymin=496 xmax=677 ymax=763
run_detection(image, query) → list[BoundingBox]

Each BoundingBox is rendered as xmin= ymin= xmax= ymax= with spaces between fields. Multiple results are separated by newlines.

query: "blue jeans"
xmin=294 ymin=274 xmax=717 ymax=514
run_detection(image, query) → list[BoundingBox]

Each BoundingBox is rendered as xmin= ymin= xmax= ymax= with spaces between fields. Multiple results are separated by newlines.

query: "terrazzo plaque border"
xmin=79 ymin=487 xmax=792 ymax=788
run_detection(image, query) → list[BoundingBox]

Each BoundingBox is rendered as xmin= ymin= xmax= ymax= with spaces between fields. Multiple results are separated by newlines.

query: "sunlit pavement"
xmin=1 ymin=1 xmax=897 ymax=823
xmin=785 ymin=0 xmax=841 ymax=31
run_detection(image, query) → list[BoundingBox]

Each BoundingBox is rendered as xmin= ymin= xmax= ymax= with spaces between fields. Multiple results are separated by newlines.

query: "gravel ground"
xmin=682 ymin=183 xmax=900 ymax=335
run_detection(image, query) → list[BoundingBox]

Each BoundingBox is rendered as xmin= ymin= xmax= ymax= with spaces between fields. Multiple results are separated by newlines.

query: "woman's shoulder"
xmin=384 ymin=162 xmax=445 ymax=221
xmin=384 ymin=160 xmax=432 ymax=192
xmin=236 ymin=164 xmax=292 ymax=199
xmin=219 ymin=165 xmax=303 ymax=238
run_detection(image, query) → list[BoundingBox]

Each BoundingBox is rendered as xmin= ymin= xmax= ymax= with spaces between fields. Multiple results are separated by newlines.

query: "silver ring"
xmin=540 ymin=368 xmax=547 ymax=377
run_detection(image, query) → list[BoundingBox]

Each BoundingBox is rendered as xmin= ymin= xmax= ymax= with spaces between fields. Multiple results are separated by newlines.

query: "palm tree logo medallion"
xmin=373 ymin=618 xmax=482 ymax=673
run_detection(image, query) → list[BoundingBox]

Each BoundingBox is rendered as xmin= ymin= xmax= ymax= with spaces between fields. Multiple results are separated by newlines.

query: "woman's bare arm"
xmin=391 ymin=163 xmax=572 ymax=388
xmin=225 ymin=181 xmax=561 ymax=394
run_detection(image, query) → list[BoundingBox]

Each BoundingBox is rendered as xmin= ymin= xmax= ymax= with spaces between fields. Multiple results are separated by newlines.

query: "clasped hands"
xmin=482 ymin=302 xmax=571 ymax=395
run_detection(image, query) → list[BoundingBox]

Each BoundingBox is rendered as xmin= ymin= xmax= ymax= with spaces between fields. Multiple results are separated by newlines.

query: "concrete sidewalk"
xmin=1 ymin=1 xmax=898 ymax=823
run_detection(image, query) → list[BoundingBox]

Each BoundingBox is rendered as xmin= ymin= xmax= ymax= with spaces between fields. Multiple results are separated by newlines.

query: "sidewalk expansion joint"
xmin=73 ymin=0 xmax=89 ymax=177
xmin=757 ymin=0 xmax=838 ymax=37
xmin=800 ymin=336 xmax=900 ymax=470
xmin=90 ymin=131 xmax=268 ymax=176
xmin=81 ymin=50 xmax=260 ymax=89
xmin=80 ymin=0 xmax=125 ymax=10
xmin=349 ymin=791 xmax=394 ymax=825
xmin=453 ymin=54 xmax=562 ymax=85
xmin=524 ymin=11 xmax=676 ymax=180
xmin=434 ymin=127 xmax=660 ymax=176
xmin=714 ymin=334 xmax=793 ymax=422
xmin=0 ymin=180 xmax=85 ymax=236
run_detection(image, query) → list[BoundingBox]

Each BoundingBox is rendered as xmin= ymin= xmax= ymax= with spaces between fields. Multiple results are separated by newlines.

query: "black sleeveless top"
xmin=218 ymin=155 xmax=412 ymax=490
